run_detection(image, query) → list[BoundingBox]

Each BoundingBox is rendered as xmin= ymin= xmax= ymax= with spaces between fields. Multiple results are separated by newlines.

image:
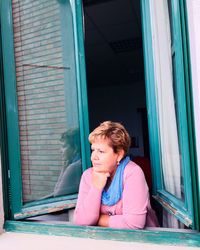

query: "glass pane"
xmin=150 ymin=0 xmax=184 ymax=200
xmin=12 ymin=0 xmax=82 ymax=203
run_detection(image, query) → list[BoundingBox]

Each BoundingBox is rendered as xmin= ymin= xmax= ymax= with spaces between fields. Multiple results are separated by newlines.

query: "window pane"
xmin=12 ymin=0 xmax=82 ymax=203
xmin=150 ymin=0 xmax=184 ymax=200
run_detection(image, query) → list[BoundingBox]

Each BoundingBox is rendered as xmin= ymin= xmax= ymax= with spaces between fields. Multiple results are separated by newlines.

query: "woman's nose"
xmin=91 ymin=151 xmax=98 ymax=160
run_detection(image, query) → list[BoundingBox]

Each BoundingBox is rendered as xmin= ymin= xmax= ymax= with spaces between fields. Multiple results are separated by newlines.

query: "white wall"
xmin=187 ymin=0 xmax=200 ymax=193
xmin=1 ymin=232 xmax=199 ymax=250
xmin=88 ymin=82 xmax=146 ymax=157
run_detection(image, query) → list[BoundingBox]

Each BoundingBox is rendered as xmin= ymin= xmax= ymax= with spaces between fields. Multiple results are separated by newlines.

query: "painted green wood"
xmin=1 ymin=0 xmax=23 ymax=217
xmin=4 ymin=221 xmax=200 ymax=247
xmin=171 ymin=0 xmax=194 ymax=221
xmin=154 ymin=194 xmax=192 ymax=227
xmin=179 ymin=0 xmax=200 ymax=230
xmin=0 ymin=21 xmax=11 ymax=219
xmin=140 ymin=0 xmax=163 ymax=193
xmin=23 ymin=194 xmax=77 ymax=208
xmin=158 ymin=0 xmax=195 ymax=227
xmin=13 ymin=199 xmax=77 ymax=220
xmin=71 ymin=0 xmax=91 ymax=170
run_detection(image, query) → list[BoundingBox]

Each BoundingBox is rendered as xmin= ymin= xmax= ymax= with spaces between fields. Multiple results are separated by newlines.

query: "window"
xmin=1 ymin=0 xmax=90 ymax=219
xmin=0 ymin=0 xmax=200 ymax=247
xmin=141 ymin=0 xmax=199 ymax=229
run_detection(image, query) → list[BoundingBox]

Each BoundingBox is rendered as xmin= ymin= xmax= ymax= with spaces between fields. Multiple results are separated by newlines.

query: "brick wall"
xmin=12 ymin=0 xmax=73 ymax=202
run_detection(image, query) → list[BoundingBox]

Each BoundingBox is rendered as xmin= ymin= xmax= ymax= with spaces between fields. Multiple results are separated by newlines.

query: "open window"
xmin=1 ymin=0 xmax=90 ymax=220
xmin=141 ymin=0 xmax=198 ymax=229
xmin=83 ymin=0 xmax=199 ymax=229
xmin=0 ymin=0 xmax=199 ymax=236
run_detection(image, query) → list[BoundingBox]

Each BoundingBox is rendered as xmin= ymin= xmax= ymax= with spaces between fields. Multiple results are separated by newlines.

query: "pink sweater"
xmin=74 ymin=161 xmax=158 ymax=229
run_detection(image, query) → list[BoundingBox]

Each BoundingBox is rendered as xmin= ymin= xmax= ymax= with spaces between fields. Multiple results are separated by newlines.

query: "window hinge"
xmin=8 ymin=170 xmax=10 ymax=179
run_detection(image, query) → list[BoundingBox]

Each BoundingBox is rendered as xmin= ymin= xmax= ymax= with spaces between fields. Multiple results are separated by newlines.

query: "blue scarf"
xmin=101 ymin=156 xmax=130 ymax=206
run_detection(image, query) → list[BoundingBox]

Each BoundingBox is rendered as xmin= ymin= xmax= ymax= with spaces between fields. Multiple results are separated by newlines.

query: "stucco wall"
xmin=0 ymin=154 xmax=4 ymax=234
xmin=1 ymin=232 xmax=199 ymax=250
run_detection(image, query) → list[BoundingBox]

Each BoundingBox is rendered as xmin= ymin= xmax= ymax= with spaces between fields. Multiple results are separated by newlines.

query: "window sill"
xmin=4 ymin=220 xmax=200 ymax=247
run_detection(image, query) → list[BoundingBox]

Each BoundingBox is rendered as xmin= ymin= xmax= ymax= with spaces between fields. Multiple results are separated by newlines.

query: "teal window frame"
xmin=0 ymin=0 xmax=200 ymax=248
xmin=141 ymin=0 xmax=199 ymax=229
xmin=0 ymin=0 xmax=90 ymax=220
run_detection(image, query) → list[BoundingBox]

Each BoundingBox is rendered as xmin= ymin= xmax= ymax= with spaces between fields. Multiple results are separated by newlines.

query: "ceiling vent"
xmin=109 ymin=38 xmax=142 ymax=54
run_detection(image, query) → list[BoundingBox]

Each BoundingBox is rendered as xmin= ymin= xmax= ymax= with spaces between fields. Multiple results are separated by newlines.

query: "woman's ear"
xmin=117 ymin=149 xmax=125 ymax=163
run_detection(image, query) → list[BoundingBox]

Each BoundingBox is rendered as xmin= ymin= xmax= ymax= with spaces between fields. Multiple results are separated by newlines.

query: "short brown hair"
xmin=89 ymin=121 xmax=131 ymax=156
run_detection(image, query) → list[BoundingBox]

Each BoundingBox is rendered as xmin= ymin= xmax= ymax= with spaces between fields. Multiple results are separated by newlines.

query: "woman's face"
xmin=91 ymin=138 xmax=124 ymax=175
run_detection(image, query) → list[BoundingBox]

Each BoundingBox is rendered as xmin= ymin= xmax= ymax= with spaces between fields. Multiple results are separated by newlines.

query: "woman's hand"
xmin=92 ymin=167 xmax=110 ymax=190
xmin=97 ymin=214 xmax=109 ymax=227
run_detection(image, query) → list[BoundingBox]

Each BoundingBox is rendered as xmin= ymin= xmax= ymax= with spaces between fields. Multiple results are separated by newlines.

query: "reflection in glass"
xmin=12 ymin=0 xmax=82 ymax=202
xmin=53 ymin=128 xmax=82 ymax=197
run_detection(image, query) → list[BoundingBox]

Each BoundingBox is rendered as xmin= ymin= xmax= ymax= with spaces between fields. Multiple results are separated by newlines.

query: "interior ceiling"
xmin=83 ymin=0 xmax=144 ymax=88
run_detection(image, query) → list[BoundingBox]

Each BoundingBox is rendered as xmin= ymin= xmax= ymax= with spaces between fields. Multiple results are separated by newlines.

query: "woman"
xmin=74 ymin=121 xmax=158 ymax=229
